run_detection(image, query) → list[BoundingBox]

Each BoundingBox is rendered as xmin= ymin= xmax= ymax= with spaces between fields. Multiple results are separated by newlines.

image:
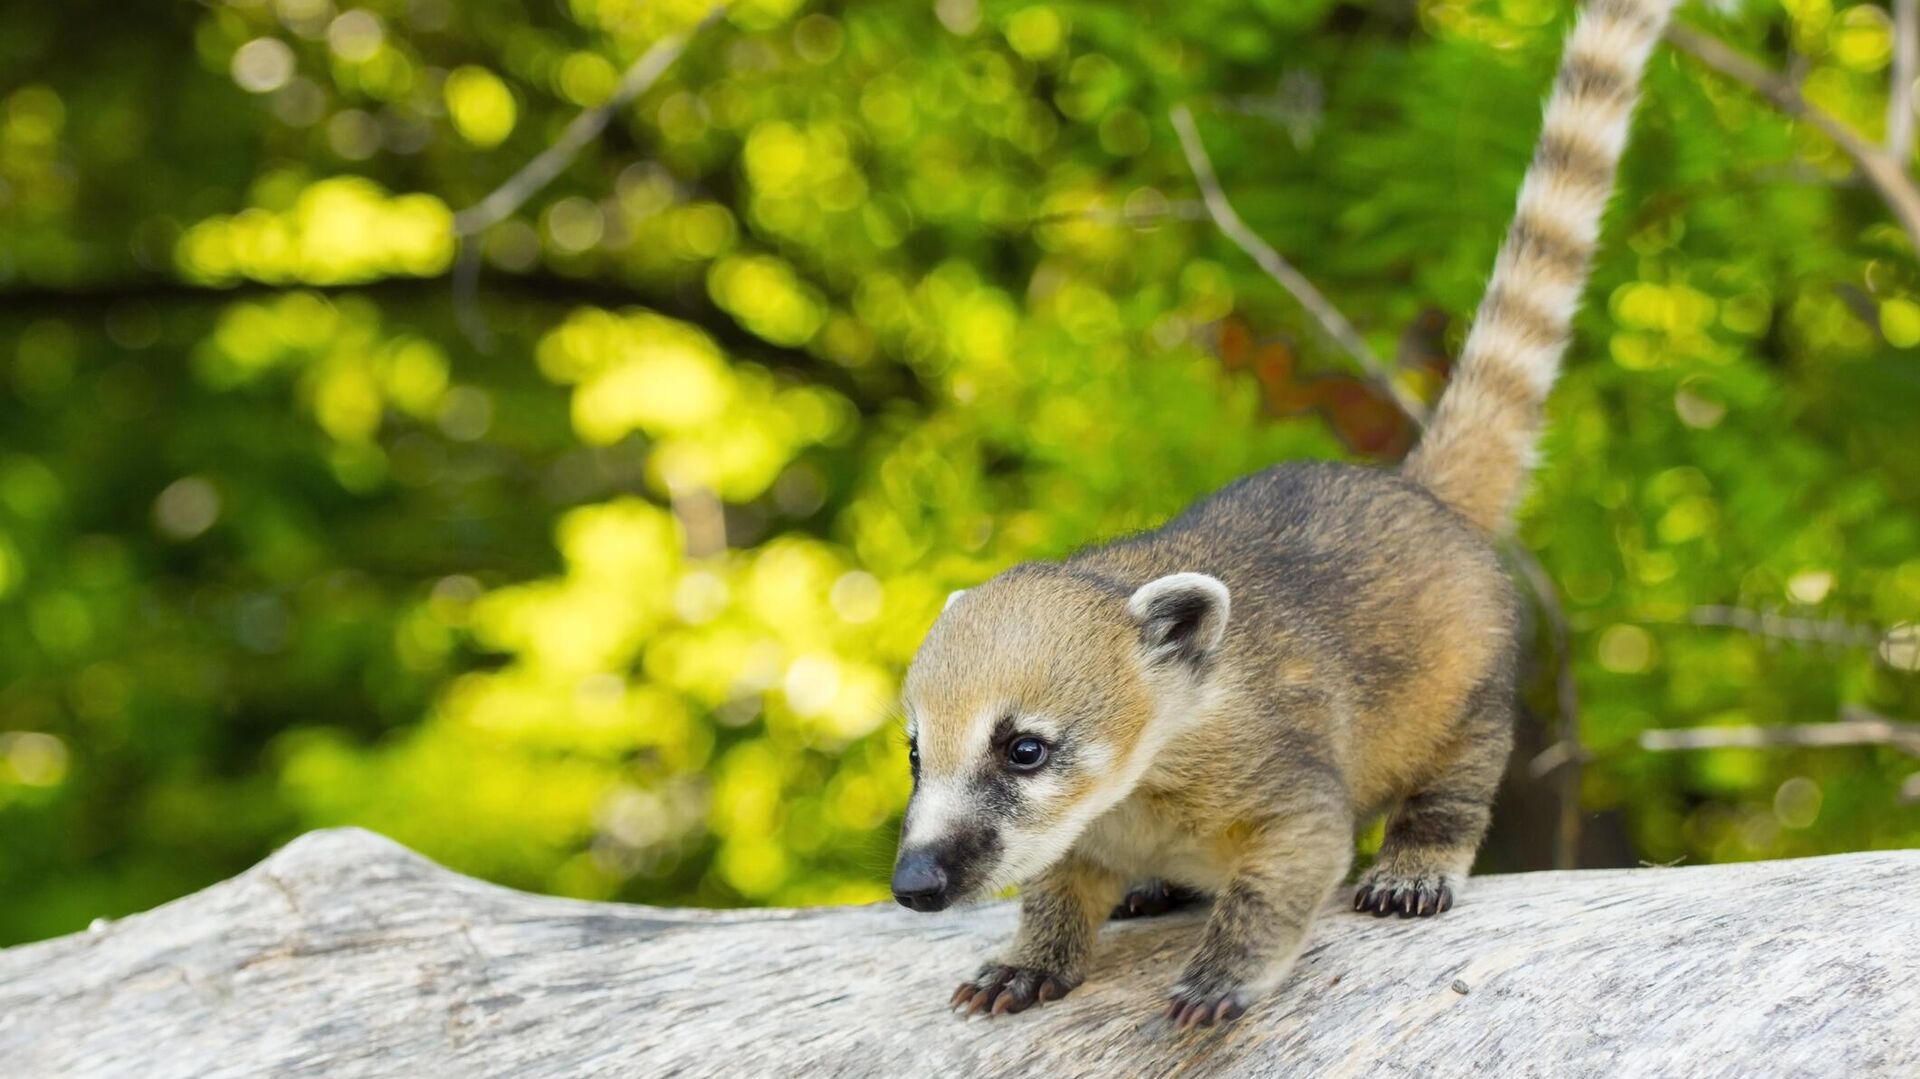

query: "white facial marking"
xmin=903 ymin=776 xmax=965 ymax=846
xmin=959 ymin=703 xmax=1001 ymax=764
xmin=1074 ymin=739 xmax=1115 ymax=777
xmin=899 ymin=703 xmax=1003 ymax=850
xmin=1012 ymin=713 xmax=1063 ymax=743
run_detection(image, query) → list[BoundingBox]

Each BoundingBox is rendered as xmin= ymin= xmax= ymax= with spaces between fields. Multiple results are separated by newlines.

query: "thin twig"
xmin=1639 ymin=707 xmax=1920 ymax=755
xmin=1512 ymin=546 xmax=1583 ymax=869
xmin=1527 ymin=739 xmax=1586 ymax=778
xmin=1667 ymin=22 xmax=1920 ymax=253
xmin=1170 ymin=104 xmax=1429 ymax=425
xmin=451 ymin=10 xmax=724 ymax=237
xmin=1535 ymin=707 xmax=1920 ymax=778
xmin=1688 ymin=605 xmax=1883 ymax=649
xmin=447 ymin=10 xmax=722 ymax=349
xmin=1891 ymin=0 xmax=1917 ymax=163
xmin=452 ymin=237 xmax=493 ymax=352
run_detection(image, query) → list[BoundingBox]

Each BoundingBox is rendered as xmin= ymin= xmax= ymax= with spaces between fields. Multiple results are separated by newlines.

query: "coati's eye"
xmin=908 ymin=742 xmax=920 ymax=772
xmin=1005 ymin=736 xmax=1050 ymax=772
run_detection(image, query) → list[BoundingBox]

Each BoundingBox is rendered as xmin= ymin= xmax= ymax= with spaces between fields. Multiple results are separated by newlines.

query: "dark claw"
xmin=1359 ymin=879 xmax=1456 ymax=918
xmin=954 ymin=967 xmax=1074 ymax=1017
xmin=1165 ymin=992 xmax=1250 ymax=1031
xmin=1400 ymin=884 xmax=1453 ymax=918
xmin=1113 ymin=880 xmax=1205 ymax=920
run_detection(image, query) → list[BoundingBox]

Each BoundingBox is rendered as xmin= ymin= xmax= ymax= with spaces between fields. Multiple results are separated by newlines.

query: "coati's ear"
xmin=1127 ymin=573 xmax=1230 ymax=665
xmin=943 ymin=589 xmax=967 ymax=613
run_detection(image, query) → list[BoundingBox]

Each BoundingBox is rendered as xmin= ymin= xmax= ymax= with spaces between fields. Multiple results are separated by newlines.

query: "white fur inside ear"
xmin=1128 ymin=572 xmax=1230 ymax=659
xmin=943 ymin=589 xmax=967 ymax=613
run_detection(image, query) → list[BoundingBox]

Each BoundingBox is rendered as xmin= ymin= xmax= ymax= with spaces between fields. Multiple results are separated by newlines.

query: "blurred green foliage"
xmin=2 ymin=0 xmax=1917 ymax=946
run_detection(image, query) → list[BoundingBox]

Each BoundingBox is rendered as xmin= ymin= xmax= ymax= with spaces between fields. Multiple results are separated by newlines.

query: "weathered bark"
xmin=1 ymin=829 xmax=1913 ymax=1078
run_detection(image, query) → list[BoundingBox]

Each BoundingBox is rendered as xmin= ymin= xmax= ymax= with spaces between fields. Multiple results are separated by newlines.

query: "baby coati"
xmin=891 ymin=0 xmax=1676 ymax=1029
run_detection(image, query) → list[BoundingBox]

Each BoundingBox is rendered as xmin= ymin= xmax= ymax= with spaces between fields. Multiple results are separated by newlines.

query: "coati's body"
xmin=1068 ymin=462 xmax=1517 ymax=834
xmin=892 ymin=0 xmax=1677 ymax=1030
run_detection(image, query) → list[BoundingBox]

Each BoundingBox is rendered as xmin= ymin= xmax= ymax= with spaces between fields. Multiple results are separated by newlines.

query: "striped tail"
xmin=1402 ymin=0 xmax=1674 ymax=533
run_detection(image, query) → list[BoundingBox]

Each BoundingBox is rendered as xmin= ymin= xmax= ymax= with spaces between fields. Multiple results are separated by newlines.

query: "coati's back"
xmin=1069 ymin=460 xmax=1516 ymax=810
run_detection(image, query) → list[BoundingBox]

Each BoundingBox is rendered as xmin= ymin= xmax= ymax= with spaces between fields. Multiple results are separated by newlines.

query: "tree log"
xmin=1 ymin=828 xmax=1914 ymax=1077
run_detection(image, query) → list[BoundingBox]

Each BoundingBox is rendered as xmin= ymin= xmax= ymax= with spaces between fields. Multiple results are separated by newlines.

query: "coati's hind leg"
xmin=1354 ymin=684 xmax=1514 ymax=918
xmin=1110 ymin=879 xmax=1208 ymax=920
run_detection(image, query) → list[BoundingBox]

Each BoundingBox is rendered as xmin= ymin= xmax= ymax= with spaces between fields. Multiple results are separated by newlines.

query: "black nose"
xmin=891 ymin=848 xmax=951 ymax=912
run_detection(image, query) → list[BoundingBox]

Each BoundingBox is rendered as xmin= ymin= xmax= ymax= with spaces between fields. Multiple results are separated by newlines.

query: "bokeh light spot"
xmin=444 ymin=66 xmax=517 ymax=148
xmin=153 ymin=477 xmax=222 ymax=541
xmin=232 ymin=38 xmax=297 ymax=94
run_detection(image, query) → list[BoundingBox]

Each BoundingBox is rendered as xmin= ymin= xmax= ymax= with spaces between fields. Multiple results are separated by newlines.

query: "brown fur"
xmin=908 ymin=0 xmax=1675 ymax=1029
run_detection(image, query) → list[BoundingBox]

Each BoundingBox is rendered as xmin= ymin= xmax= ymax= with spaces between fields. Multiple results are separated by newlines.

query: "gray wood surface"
xmin=2 ymin=827 xmax=1914 ymax=1077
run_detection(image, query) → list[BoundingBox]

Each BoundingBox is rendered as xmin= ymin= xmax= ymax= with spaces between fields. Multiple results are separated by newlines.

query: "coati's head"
xmin=890 ymin=564 xmax=1230 ymax=912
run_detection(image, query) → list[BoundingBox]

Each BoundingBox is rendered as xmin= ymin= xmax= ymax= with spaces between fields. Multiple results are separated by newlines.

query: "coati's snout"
xmin=890 ymin=848 xmax=949 ymax=911
xmin=894 ymin=566 xmax=1231 ymax=903
xmin=891 ymin=826 xmax=1001 ymax=912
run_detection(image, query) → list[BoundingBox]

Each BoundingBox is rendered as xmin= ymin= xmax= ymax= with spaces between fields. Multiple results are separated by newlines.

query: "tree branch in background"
xmin=1890 ymin=0 xmax=1917 ymax=164
xmin=1641 ymin=707 xmax=1920 ymax=804
xmin=1688 ymin=605 xmax=1883 ymax=649
xmin=0 ymin=272 xmax=927 ymax=415
xmin=1513 ymin=547 xmax=1584 ymax=869
xmin=1667 ymin=23 xmax=1920 ymax=254
xmin=1170 ymin=104 xmax=1430 ymax=426
xmin=451 ymin=239 xmax=493 ymax=352
xmin=448 ymin=9 xmax=725 ymax=350
xmin=1640 ymin=707 xmax=1920 ymax=754
xmin=450 ymin=10 xmax=725 ymax=237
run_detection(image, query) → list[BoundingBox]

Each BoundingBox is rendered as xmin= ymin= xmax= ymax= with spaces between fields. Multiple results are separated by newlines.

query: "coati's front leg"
xmin=1165 ymin=809 xmax=1353 ymax=1029
xmin=1354 ymin=690 xmax=1512 ymax=917
xmin=952 ymin=855 xmax=1123 ymax=1017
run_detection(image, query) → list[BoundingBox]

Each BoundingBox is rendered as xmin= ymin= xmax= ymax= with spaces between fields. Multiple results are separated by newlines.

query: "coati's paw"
xmin=1162 ymin=979 xmax=1254 ymax=1031
xmin=1110 ymin=879 xmax=1207 ymax=920
xmin=950 ymin=963 xmax=1080 ymax=1017
xmin=1353 ymin=873 xmax=1454 ymax=918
